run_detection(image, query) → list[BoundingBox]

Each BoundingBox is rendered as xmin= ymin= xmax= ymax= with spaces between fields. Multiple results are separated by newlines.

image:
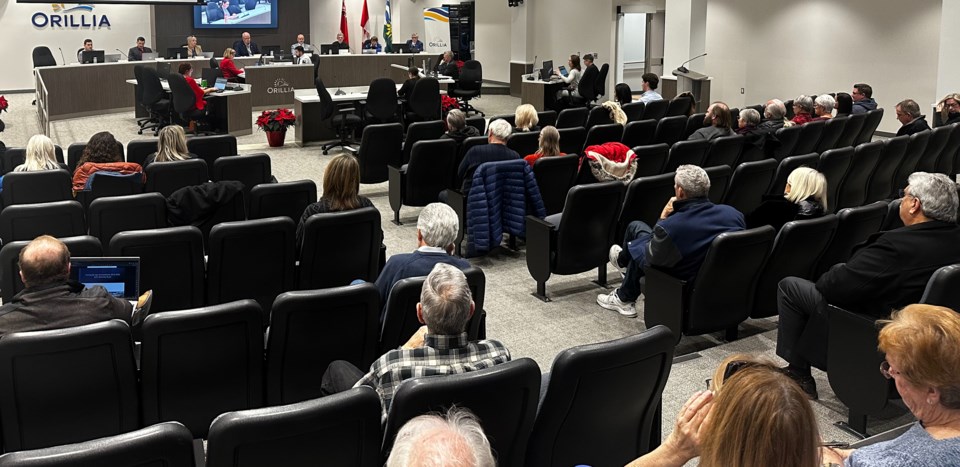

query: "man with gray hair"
xmin=896 ymin=99 xmax=931 ymax=136
xmin=387 ymin=407 xmax=495 ymax=467
xmin=435 ymin=51 xmax=460 ymax=79
xmin=375 ymin=203 xmax=470 ymax=322
xmin=758 ymin=99 xmax=787 ymax=131
xmin=600 ymin=165 xmax=745 ymax=317
xmin=321 ymin=263 xmax=511 ymax=421
xmin=453 ymin=118 xmax=519 ymax=195
xmin=776 ymin=172 xmax=960 ymax=398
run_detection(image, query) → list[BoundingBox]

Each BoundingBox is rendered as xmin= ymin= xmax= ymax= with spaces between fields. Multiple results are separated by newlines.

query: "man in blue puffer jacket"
xmin=598 ymin=165 xmax=744 ymax=318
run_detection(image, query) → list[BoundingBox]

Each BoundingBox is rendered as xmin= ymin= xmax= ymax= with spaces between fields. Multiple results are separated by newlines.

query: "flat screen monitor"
xmin=166 ymin=47 xmax=188 ymax=59
xmin=262 ymin=45 xmax=282 ymax=58
xmin=202 ymin=67 xmax=222 ymax=85
xmin=195 ymin=0 xmax=279 ymax=29
xmin=395 ymin=44 xmax=409 ymax=54
xmin=69 ymin=257 xmax=140 ymax=300
xmin=319 ymin=44 xmax=334 ymax=55
xmin=80 ymin=50 xmax=104 ymax=64
xmin=541 ymin=60 xmax=553 ymax=81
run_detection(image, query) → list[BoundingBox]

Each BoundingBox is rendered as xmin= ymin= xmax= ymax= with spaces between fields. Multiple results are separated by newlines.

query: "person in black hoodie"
xmin=442 ymin=109 xmax=480 ymax=145
xmin=936 ymin=93 xmax=960 ymax=127
xmin=397 ymin=67 xmax=420 ymax=99
xmin=896 ymin=99 xmax=931 ymax=136
xmin=746 ymin=167 xmax=827 ymax=232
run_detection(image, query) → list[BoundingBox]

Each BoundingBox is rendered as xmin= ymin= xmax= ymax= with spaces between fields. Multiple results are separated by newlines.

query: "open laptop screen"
xmin=215 ymin=77 xmax=228 ymax=90
xmin=69 ymin=257 xmax=140 ymax=300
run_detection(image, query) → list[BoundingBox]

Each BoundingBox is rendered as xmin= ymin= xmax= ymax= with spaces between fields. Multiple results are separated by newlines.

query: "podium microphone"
xmin=676 ymin=53 xmax=707 ymax=74
xmin=58 ymin=47 xmax=66 ymax=65
xmin=116 ymin=48 xmax=127 ymax=60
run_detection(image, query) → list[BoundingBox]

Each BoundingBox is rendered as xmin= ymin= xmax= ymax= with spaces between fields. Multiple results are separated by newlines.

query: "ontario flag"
xmin=360 ymin=0 xmax=371 ymax=41
xmin=339 ymin=0 xmax=350 ymax=49
xmin=383 ymin=0 xmax=393 ymax=52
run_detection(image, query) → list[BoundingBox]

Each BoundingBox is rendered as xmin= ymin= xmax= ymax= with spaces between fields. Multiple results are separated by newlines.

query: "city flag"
xmin=360 ymin=0 xmax=371 ymax=41
xmin=340 ymin=0 xmax=350 ymax=50
xmin=383 ymin=0 xmax=393 ymax=52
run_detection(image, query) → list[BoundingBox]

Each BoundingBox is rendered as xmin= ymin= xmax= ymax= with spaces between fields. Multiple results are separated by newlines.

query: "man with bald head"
xmin=0 ymin=236 xmax=150 ymax=337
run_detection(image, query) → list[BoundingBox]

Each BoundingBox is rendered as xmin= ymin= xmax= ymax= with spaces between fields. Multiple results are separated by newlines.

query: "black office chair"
xmin=249 ymin=179 xmax=317 ymax=223
xmin=140 ymin=300 xmax=265 ymax=439
xmin=167 ymin=72 xmax=211 ymax=134
xmin=210 ymin=56 xmax=220 ymax=69
xmin=703 ymin=134 xmax=744 ymax=168
xmin=663 ymin=139 xmax=709 ymax=172
xmin=583 ymin=123 xmax=624 ymax=151
xmin=652 ymin=115 xmax=687 ymax=146
xmin=207 ymin=387 xmax=381 ymax=467
xmin=631 ymin=144 xmax=670 ymax=177
xmin=0 ymin=422 xmax=196 ymax=467
xmin=452 ymin=59 xmax=484 ymax=116
xmin=0 ymin=169 xmax=72 ymax=207
xmin=265 ymin=285 xmax=380 ymax=405
xmin=722 ymin=159 xmax=778 ymax=215
xmin=856 ymin=108 xmax=885 ymax=146
xmin=815 ymin=116 xmax=848 ymax=153
xmin=593 ymin=63 xmax=609 ymax=102
xmin=507 ymin=130 xmax=542 ymax=157
xmin=814 ymin=201 xmax=887 ymax=277
xmin=404 ymin=77 xmax=442 ymax=124
xmin=144 ymin=158 xmax=209 ymax=197
xmin=0 ymin=235 xmax=102 ymax=304
xmin=533 ymin=154 xmax=580 ymax=215
xmin=556 ymin=107 xmax=588 ymax=129
xmin=88 ymin=192 xmax=167 ymax=247
xmin=141 ymin=67 xmax=171 ymax=136
xmin=538 ymin=110 xmax=558 ymax=127
xmin=31 ymin=46 xmax=57 ymax=106
xmin=526 ymin=326 xmax=675 ymax=467
xmin=641 ymin=99 xmax=669 ymax=121
xmin=819 ymin=147 xmax=855 ymax=213
xmin=108 ymin=226 xmax=205 ymax=313
xmin=389 ymin=139 xmax=458 ymax=224
xmin=836 ymin=141 xmax=883 ymax=210
xmin=363 ymin=77 xmax=400 ymax=123
xmin=622 ymin=101 xmax=645 ymax=122
xmin=357 ymin=122 xmax=404 ymax=183
xmin=621 ymin=119 xmax=658 ymax=149
xmin=132 ymin=65 xmax=155 ymax=132
xmin=298 ymin=207 xmax=381 ymax=289
xmin=768 ymin=153 xmax=819 ymax=195
xmin=665 ymin=96 xmax=693 ymax=117
xmin=835 ymin=112 xmax=867 ymax=148
xmin=0 ymin=320 xmax=139 ymax=452
xmin=186 ymin=134 xmax=238 ymax=178
xmin=557 ymin=126 xmax=587 ymax=156
xmin=0 ymin=200 xmax=85 ymax=244
xmin=317 ymin=77 xmax=362 ymax=155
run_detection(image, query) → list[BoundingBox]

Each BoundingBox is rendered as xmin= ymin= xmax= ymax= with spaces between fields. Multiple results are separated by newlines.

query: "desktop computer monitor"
xmin=80 ymin=50 xmax=105 ymax=64
xmin=201 ymin=67 xmax=222 ymax=85
xmin=541 ymin=60 xmax=554 ymax=81
xmin=262 ymin=45 xmax=282 ymax=59
xmin=166 ymin=47 xmax=186 ymax=59
xmin=319 ymin=44 xmax=334 ymax=55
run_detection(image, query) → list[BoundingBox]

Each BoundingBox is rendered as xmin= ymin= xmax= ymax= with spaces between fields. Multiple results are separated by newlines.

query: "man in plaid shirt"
xmin=321 ymin=263 xmax=511 ymax=420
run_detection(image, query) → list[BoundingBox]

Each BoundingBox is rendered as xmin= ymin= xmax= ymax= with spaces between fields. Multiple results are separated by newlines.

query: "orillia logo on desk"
xmin=268 ymin=78 xmax=294 ymax=95
xmin=32 ymin=4 xmax=112 ymax=29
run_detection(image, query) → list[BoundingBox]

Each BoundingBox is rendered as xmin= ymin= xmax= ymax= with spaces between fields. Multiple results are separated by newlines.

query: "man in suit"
xmin=77 ymin=38 xmax=93 ymax=62
xmin=405 ymin=33 xmax=424 ymax=52
xmin=896 ymin=99 xmax=931 ymax=136
xmin=331 ymin=32 xmax=349 ymax=51
xmin=127 ymin=36 xmax=153 ymax=61
xmin=434 ymin=51 xmax=459 ymax=79
xmin=290 ymin=34 xmax=314 ymax=56
xmin=776 ymin=172 xmax=960 ymax=399
xmin=232 ymin=31 xmax=260 ymax=57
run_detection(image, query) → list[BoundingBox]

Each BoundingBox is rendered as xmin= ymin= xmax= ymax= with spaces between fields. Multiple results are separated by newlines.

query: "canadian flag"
xmin=340 ymin=0 xmax=350 ymax=48
xmin=360 ymin=0 xmax=371 ymax=41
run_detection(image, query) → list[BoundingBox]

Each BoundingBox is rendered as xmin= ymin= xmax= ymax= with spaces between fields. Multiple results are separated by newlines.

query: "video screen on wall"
xmin=195 ymin=0 xmax=278 ymax=29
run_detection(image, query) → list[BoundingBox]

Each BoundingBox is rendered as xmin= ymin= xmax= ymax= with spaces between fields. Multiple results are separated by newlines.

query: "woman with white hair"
xmin=746 ymin=166 xmax=827 ymax=231
xmin=812 ymin=94 xmax=835 ymax=121
xmin=13 ymin=135 xmax=63 ymax=172
xmin=790 ymin=95 xmax=816 ymax=125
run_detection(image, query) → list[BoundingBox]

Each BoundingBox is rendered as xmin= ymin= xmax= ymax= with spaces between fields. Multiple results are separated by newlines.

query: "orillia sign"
xmin=32 ymin=4 xmax=112 ymax=29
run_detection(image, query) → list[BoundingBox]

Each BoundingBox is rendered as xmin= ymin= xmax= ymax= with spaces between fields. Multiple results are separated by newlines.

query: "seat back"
xmin=402 ymin=120 xmax=446 ymax=165
xmin=0 ymin=422 xmax=195 ymax=467
xmin=489 ymin=113 xmax=516 ymax=127
xmin=167 ymin=72 xmax=198 ymax=116
xmin=920 ymin=263 xmax=960 ymax=310
xmin=526 ymin=326 xmax=675 ymax=467
xmin=186 ymin=134 xmax=238 ymax=178
xmin=893 ymin=130 xmax=931 ymax=192
xmin=705 ymin=165 xmax=732 ymax=204
xmin=66 ymin=143 xmax=85 ymax=176
xmin=533 ymin=154 xmax=580 ymax=215
xmin=665 ymin=96 xmax=693 ymax=117
xmin=88 ymin=193 xmax=167 ymax=247
xmin=651 ymin=115 xmax=687 ymax=146
xmin=0 ymin=235 xmax=102 ymax=310
xmin=458 ymin=135 xmax=488 ymax=166
xmin=703 ymin=134 xmax=744 ymax=169
xmin=108 ymin=226 xmax=206 ymax=312
xmin=366 ymin=77 xmax=400 ymax=121
xmin=882 ymin=198 xmax=904 ymax=231
xmin=631 ymin=143 xmax=669 ymax=177
xmin=0 ymin=200 xmax=85 ymax=244
xmin=408 ymin=77 xmax=441 ymax=120
xmin=557 ymin=127 xmax=587 ymax=155
xmin=0 ymin=146 xmax=64 ymax=176
xmin=936 ymin=123 xmax=960 ymax=175
xmin=792 ymin=119 xmax=825 ymax=155
xmin=405 ymin=139 xmax=458 ymax=206
xmin=819 ymin=147 xmax=855 ymax=213
xmin=126 ymin=139 xmax=157 ymax=167
xmin=835 ymin=112 xmax=867 ymax=148
xmin=299 ymin=207 xmax=381 ymax=289
xmin=772 ymin=125 xmax=802 ymax=159
xmin=206 ymin=387 xmax=381 ymax=467
xmin=537 ymin=110 xmax=558 ymax=127
xmin=617 ymin=172 xmax=675 ymax=240
xmin=815 ymin=116 xmax=847 ymax=153
xmin=266 ymin=284 xmax=380 ymax=405
xmin=621 ymin=119 xmax=657 ymax=149
xmin=582 ymin=123 xmax=624 ymax=152
xmin=866 ymin=135 xmax=909 ymax=203
xmin=916 ymin=125 xmax=951 ymax=173
xmin=249 ymin=180 xmax=317 ymax=223
xmin=316 ymin=77 xmax=336 ymax=120
xmin=458 ymin=60 xmax=483 ymax=91
xmin=556 ymin=107 xmax=587 ymax=129
xmin=382 ymin=358 xmax=541 ymax=466
xmin=856 ymin=108 xmax=885 ymax=146
xmin=465 ymin=115 xmax=487 ymax=135
xmin=553 ymin=182 xmax=626 ymax=275
xmin=144 ymin=158 xmax=209 ymax=197
xmin=585 ymin=106 xmax=613 ymax=129
xmin=207 ymin=217 xmax=295 ymax=318
xmin=358 ymin=122 xmax=404 ymax=183
xmin=506 ymin=130 xmax=541 ymax=157
xmin=751 ymin=215 xmax=838 ymax=318
xmin=0 ymin=320 xmax=139 ymax=451
xmin=663 ymin=139 xmax=709 ymax=172
xmin=212 ymin=153 xmax=272 ymax=196
xmin=768 ymin=153 xmax=819 ymax=195
xmin=79 ymin=172 xmax=145 ymax=209
xmin=32 ymin=46 xmax=57 ymax=67
xmin=836 ymin=141 xmax=883 ymax=209
xmin=721 ymin=159 xmax=778 ymax=214
xmin=681 ymin=113 xmax=707 ymax=140
xmin=594 ymin=63 xmax=609 ymax=99
xmin=622 ymin=101 xmax=645 ymax=122
xmin=0 ymin=170 xmax=72 ymax=207
xmin=815 ymin=201 xmax=887 ymax=277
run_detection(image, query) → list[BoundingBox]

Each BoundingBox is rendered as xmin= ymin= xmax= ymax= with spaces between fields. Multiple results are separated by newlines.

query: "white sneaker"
xmin=597 ymin=289 xmax=636 ymax=318
xmin=609 ymin=244 xmax=625 ymax=277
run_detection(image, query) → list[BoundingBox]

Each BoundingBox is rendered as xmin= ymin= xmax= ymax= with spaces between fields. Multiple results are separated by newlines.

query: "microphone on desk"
xmin=676 ymin=53 xmax=707 ymax=74
xmin=58 ymin=47 xmax=66 ymax=65
xmin=116 ymin=49 xmax=127 ymax=60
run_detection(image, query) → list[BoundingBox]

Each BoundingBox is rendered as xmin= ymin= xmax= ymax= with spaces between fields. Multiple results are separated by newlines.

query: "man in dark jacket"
xmin=895 ymin=99 xmax=931 ymax=136
xmin=851 ymin=83 xmax=878 ymax=114
xmin=777 ymin=172 xmax=960 ymax=398
xmin=232 ymin=31 xmax=260 ymax=57
xmin=0 ymin=236 xmax=151 ymax=337
xmin=434 ymin=51 xmax=460 ymax=79
xmin=453 ymin=118 xmax=519 ymax=195
xmin=600 ymin=165 xmax=745 ymax=318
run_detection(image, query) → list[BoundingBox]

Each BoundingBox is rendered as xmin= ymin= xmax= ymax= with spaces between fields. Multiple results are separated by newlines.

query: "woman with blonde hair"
xmin=936 ymin=93 xmax=960 ymax=126
xmin=143 ymin=125 xmax=194 ymax=167
xmin=823 ymin=304 xmax=960 ymax=466
xmin=746 ymin=166 xmax=827 ymax=231
xmin=523 ymin=126 xmax=564 ymax=167
xmin=514 ymin=104 xmax=540 ymax=132
xmin=14 ymin=134 xmax=62 ymax=172
xmin=296 ymin=154 xmax=380 ymax=247
xmin=602 ymin=100 xmax=627 ymax=125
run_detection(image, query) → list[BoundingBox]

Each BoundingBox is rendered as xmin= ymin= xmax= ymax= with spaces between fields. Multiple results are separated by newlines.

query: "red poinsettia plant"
xmin=0 ymin=96 xmax=8 ymax=113
xmin=256 ymin=108 xmax=296 ymax=132
xmin=441 ymin=95 xmax=460 ymax=113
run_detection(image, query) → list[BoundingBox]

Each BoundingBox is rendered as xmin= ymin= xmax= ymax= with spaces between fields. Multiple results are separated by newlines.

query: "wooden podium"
xmin=671 ymin=69 xmax=710 ymax=107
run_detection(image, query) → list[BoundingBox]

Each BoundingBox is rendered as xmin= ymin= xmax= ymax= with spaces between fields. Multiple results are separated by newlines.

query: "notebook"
xmin=69 ymin=257 xmax=140 ymax=300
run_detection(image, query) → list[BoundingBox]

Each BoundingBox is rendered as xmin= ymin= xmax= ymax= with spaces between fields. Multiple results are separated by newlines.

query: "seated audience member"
xmin=397 ymin=67 xmax=420 ymax=99
xmin=639 ymin=73 xmax=663 ymax=104
xmin=688 ymin=102 xmax=736 ymax=141
xmin=777 ymin=172 xmax=960 ymax=398
xmin=936 ymin=93 xmax=960 ymax=127
xmin=321 ymin=263 xmax=512 ymax=421
xmin=184 ymin=35 xmax=203 ymax=58
xmin=386 ymin=408 xmax=495 ymax=467
xmin=736 ymin=108 xmax=762 ymax=135
xmin=0 ymin=236 xmax=151 ymax=337
xmin=812 ymin=94 xmax=835 ymax=121
xmin=296 ymin=154 xmax=380 ymax=248
xmin=293 ymin=46 xmax=312 ymax=65
xmin=332 ymin=32 xmax=349 ymax=50
xmin=602 ymin=100 xmax=627 ymax=125
xmin=746 ymin=167 xmax=827 ymax=231
xmin=822 ymin=304 xmax=960 ymax=467
xmin=143 ymin=125 xmax=196 ymax=168
xmin=13 ymin=134 xmax=63 ymax=173
xmin=435 ymin=51 xmax=460 ymax=79
xmin=232 ymin=31 xmax=260 ymax=57
xmin=614 ymin=82 xmax=633 ymax=106
xmin=72 ymin=132 xmax=143 ymax=192
xmin=220 ymin=48 xmax=244 ymax=81
xmin=600 ymin=165 xmax=745 ymax=317
xmin=524 ymin=125 xmax=563 ymax=167
xmin=453 ymin=119 xmax=519 ymax=196
xmin=790 ymin=95 xmax=816 ymax=126
xmin=758 ymin=99 xmax=788 ymax=131
xmin=443 ymin=109 xmax=480 ymax=145
xmin=127 ymin=36 xmax=153 ymax=61
xmin=514 ymin=104 xmax=540 ymax=132
xmin=627 ymin=355 xmax=821 ymax=467
xmin=375 ymin=203 xmax=469 ymax=320
xmin=556 ymin=54 xmax=582 ymax=99
xmin=362 ymin=36 xmax=383 ymax=53
xmin=896 ymin=99 xmax=931 ymax=136
xmin=851 ymin=83 xmax=877 ymax=114
xmin=835 ymin=92 xmax=854 ymax=116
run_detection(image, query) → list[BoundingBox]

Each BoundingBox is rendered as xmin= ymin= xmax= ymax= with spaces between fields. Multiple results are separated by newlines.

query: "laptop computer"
xmin=558 ymin=65 xmax=569 ymax=77
xmin=142 ymin=52 xmax=158 ymax=60
xmin=541 ymin=60 xmax=554 ymax=81
xmin=69 ymin=257 xmax=140 ymax=300
xmin=214 ymin=77 xmax=228 ymax=92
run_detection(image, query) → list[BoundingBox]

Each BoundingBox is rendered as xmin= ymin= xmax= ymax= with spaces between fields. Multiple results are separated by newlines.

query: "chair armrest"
xmin=525 ymin=215 xmax=556 ymax=283
xmin=827 ymin=305 xmax=893 ymax=417
xmin=388 ymin=164 xmax=406 ymax=216
xmin=643 ymin=266 xmax=687 ymax=341
xmin=444 ymin=189 xmax=466 ymax=255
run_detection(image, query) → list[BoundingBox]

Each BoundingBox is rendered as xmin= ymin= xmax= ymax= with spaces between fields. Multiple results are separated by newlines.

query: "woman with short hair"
xmin=813 ymin=94 xmax=836 ymax=121
xmin=937 ymin=93 xmax=960 ymax=126
xmin=523 ymin=126 xmax=564 ymax=167
xmin=746 ymin=166 xmax=827 ymax=231
xmin=143 ymin=125 xmax=195 ymax=167
xmin=296 ymin=154 xmax=381 ymax=247
xmin=514 ymin=104 xmax=540 ymax=132
xmin=219 ymin=48 xmax=243 ymax=81
xmin=790 ymin=95 xmax=816 ymax=125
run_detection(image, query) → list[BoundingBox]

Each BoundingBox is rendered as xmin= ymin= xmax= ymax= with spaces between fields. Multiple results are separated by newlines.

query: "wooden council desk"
xmin=520 ymin=79 xmax=564 ymax=112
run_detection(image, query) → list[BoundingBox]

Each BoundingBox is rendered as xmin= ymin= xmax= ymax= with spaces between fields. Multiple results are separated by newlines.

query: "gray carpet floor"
xmin=0 ymin=91 xmax=913 ymax=450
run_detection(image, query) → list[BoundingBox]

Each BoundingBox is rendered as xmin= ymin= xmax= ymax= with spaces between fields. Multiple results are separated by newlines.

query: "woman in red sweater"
xmin=178 ymin=63 xmax=214 ymax=114
xmin=220 ymin=48 xmax=244 ymax=82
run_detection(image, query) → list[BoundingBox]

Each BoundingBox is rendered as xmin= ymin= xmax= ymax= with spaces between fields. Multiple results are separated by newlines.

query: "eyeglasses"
xmin=946 ymin=101 xmax=960 ymax=110
xmin=898 ymin=188 xmax=920 ymax=204
xmin=880 ymin=360 xmax=902 ymax=379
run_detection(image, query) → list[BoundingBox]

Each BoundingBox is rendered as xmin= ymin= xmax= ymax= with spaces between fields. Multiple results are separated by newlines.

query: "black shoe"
xmin=781 ymin=366 xmax=819 ymax=400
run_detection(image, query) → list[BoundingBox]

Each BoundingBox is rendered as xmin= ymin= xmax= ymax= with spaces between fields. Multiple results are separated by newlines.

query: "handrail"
xmin=34 ymin=68 xmax=50 ymax=136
